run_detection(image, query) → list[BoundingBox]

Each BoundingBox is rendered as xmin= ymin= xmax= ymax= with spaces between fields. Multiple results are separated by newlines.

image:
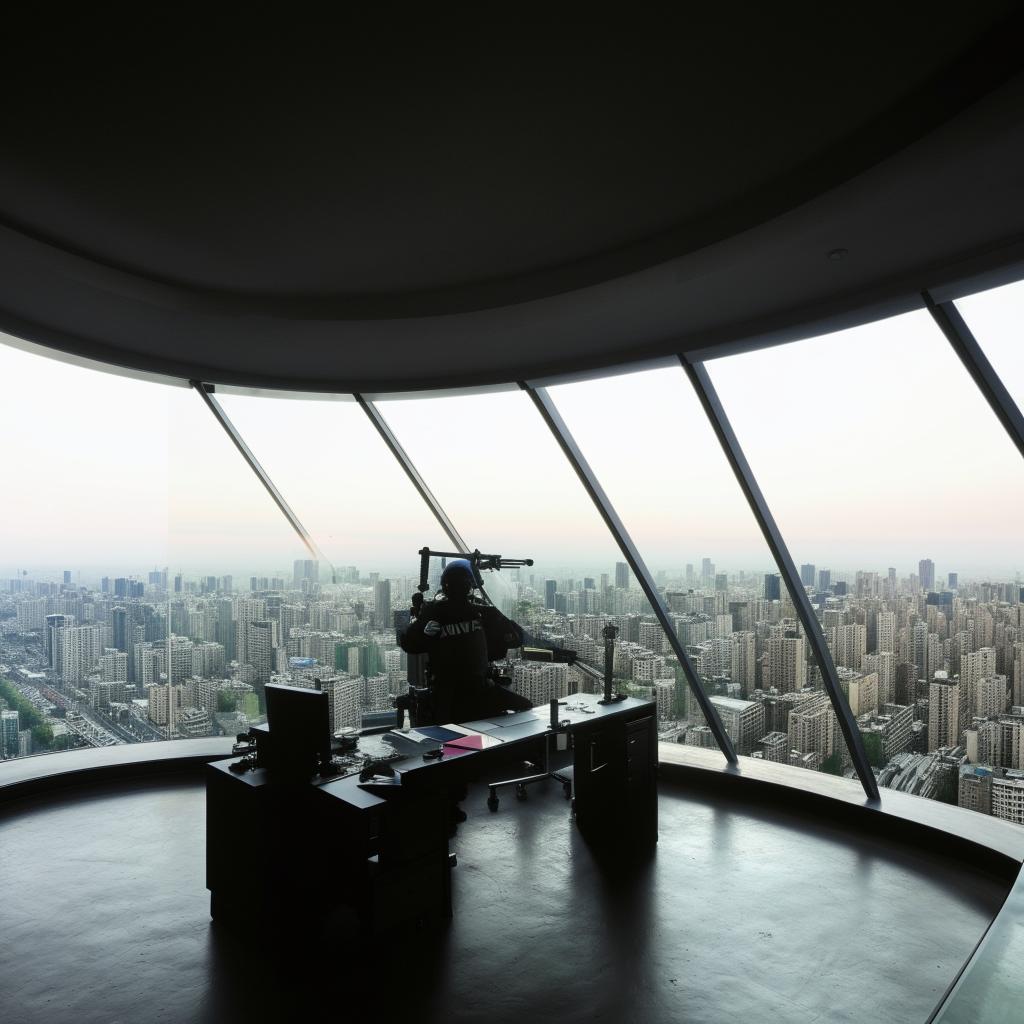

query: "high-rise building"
xmin=859 ymin=703 xmax=913 ymax=762
xmin=56 ymin=625 xmax=103 ymax=684
xmin=652 ymin=679 xmax=675 ymax=721
xmin=787 ymin=693 xmax=837 ymax=761
xmin=929 ymin=673 xmax=961 ymax=750
xmin=963 ymin=648 xmax=998 ymax=712
xmin=958 ymin=766 xmax=993 ymax=815
xmin=758 ymin=732 xmax=789 ymax=762
xmin=765 ymin=632 xmax=806 ymax=693
xmin=948 ymin=572 xmax=958 ymax=589
xmin=764 ymin=574 xmax=781 ymax=601
xmin=817 ymin=569 xmax=831 ymax=593
xmin=247 ymin=620 xmax=279 ymax=687
xmin=319 ymin=676 xmax=363 ymax=732
xmin=701 ymin=558 xmax=714 ymax=584
xmin=147 ymin=684 xmax=184 ymax=729
xmin=1013 ymin=643 xmax=1024 ymax=708
xmin=709 ymin=696 xmax=765 ymax=756
xmin=976 ymin=675 xmax=1009 ymax=718
xmin=45 ymin=613 xmax=70 ymax=669
xmin=191 ymin=641 xmax=227 ymax=680
xmin=615 ymin=562 xmax=630 ymax=590
xmin=847 ymin=672 xmax=879 ymax=717
xmin=830 ymin=623 xmax=866 ymax=671
xmin=638 ymin=621 xmax=664 ymax=654
xmin=545 ymin=580 xmax=557 ymax=610
xmin=730 ymin=632 xmax=757 ymax=694
xmin=373 ymin=580 xmax=392 ymax=625
xmin=991 ymin=772 xmax=1024 ymax=825
xmin=99 ymin=650 xmax=128 ymax=682
xmin=16 ymin=598 xmax=46 ymax=630
xmin=918 ymin=559 xmax=936 ymax=592
xmin=1 ymin=709 xmax=20 ymax=757
xmin=235 ymin=598 xmax=266 ymax=666
xmin=876 ymin=612 xmax=896 ymax=654
xmin=293 ymin=559 xmax=319 ymax=588
xmin=800 ymin=564 xmax=816 ymax=587
xmin=512 ymin=662 xmax=570 ymax=705
xmin=863 ymin=651 xmax=896 ymax=705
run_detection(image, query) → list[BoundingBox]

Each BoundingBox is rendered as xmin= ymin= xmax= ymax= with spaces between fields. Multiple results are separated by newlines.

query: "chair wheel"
xmin=487 ymin=796 xmax=499 ymax=812
xmin=563 ymin=782 xmax=572 ymax=799
xmin=515 ymin=784 xmax=528 ymax=800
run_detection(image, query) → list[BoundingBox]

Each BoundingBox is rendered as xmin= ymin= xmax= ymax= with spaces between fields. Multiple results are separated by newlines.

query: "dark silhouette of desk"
xmin=206 ymin=693 xmax=656 ymax=934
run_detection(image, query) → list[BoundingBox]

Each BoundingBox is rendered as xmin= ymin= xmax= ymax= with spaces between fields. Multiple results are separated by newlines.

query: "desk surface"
xmin=210 ymin=692 xmax=655 ymax=807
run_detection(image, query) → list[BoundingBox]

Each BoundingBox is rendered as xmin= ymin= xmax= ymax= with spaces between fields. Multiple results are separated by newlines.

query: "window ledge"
xmin=659 ymin=742 xmax=1024 ymax=873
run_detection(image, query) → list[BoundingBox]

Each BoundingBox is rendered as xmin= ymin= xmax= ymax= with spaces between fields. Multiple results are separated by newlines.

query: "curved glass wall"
xmin=3 ymin=266 xmax=1024 ymax=838
xmin=706 ymin=309 xmax=1024 ymax=820
xmin=546 ymin=365 xmax=863 ymax=782
xmin=378 ymin=389 xmax=690 ymax=717
xmin=0 ymin=339 xmax=307 ymax=758
xmin=212 ymin=392 xmax=451 ymax=728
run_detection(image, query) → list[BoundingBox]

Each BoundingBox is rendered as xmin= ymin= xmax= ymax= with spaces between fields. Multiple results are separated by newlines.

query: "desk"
xmin=206 ymin=692 xmax=656 ymax=933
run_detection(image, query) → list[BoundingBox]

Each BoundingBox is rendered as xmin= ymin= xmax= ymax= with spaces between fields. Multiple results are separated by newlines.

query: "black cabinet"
xmin=206 ymin=760 xmax=451 ymax=936
xmin=572 ymin=709 xmax=658 ymax=849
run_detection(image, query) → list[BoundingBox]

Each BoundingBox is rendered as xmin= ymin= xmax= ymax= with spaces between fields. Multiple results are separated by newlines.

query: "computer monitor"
xmin=265 ymin=683 xmax=332 ymax=775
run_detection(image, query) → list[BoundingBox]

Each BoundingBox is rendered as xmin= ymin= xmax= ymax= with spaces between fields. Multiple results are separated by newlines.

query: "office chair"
xmin=486 ymin=701 xmax=572 ymax=811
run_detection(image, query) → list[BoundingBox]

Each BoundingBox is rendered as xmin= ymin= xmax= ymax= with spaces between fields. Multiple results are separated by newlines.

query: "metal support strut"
xmin=521 ymin=380 xmax=739 ymax=765
xmin=189 ymin=381 xmax=325 ymax=565
xmin=679 ymin=358 xmax=880 ymax=801
xmin=924 ymin=292 xmax=1024 ymax=463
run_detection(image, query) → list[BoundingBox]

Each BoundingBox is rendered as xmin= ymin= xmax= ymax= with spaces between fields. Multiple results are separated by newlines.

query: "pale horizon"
xmin=1 ymin=281 xmax=1023 ymax=581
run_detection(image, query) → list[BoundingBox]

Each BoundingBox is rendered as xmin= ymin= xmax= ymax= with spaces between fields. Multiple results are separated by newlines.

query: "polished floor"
xmin=0 ymin=772 xmax=1008 ymax=1024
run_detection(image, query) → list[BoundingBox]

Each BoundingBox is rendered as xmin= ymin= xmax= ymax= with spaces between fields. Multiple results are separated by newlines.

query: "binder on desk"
xmin=443 ymin=733 xmax=505 ymax=751
xmin=411 ymin=725 xmax=465 ymax=743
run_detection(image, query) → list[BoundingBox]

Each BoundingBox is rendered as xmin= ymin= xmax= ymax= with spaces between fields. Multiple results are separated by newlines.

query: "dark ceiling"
xmin=1 ymin=11 xmax=1023 ymax=391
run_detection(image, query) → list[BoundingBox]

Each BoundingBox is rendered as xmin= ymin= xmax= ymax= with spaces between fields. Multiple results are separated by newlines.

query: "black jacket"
xmin=399 ymin=597 xmax=524 ymax=687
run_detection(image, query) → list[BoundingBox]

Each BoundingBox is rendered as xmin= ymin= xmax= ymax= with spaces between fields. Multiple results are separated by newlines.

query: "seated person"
xmin=399 ymin=559 xmax=532 ymax=725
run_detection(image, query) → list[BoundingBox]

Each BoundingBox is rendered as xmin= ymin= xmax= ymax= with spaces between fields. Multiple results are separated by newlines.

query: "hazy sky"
xmin=1 ymin=281 xmax=1022 ymax=583
xmin=706 ymin=301 xmax=1024 ymax=579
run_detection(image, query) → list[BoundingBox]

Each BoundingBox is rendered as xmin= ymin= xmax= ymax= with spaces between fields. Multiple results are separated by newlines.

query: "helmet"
xmin=441 ymin=559 xmax=476 ymax=599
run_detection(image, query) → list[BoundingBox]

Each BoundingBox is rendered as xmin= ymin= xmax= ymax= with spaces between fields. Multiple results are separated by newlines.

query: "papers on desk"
xmin=443 ymin=732 xmax=505 ymax=751
xmin=411 ymin=725 xmax=465 ymax=743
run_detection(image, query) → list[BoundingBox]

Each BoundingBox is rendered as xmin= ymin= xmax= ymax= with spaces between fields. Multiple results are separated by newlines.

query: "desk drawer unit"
xmin=572 ymin=711 xmax=657 ymax=848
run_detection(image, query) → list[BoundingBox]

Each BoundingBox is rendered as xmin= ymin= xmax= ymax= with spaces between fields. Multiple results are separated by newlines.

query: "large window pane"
xmin=547 ymin=366 xmax=862 ymax=781
xmin=213 ymin=392 xmax=451 ymax=730
xmin=378 ymin=388 xmax=717 ymax=734
xmin=0 ymin=341 xmax=307 ymax=761
xmin=706 ymin=311 xmax=1024 ymax=825
xmin=954 ymin=278 xmax=1024 ymax=415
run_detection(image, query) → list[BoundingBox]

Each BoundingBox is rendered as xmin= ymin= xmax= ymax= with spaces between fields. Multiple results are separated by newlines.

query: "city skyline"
xmin=5 ymin=547 xmax=1024 ymax=832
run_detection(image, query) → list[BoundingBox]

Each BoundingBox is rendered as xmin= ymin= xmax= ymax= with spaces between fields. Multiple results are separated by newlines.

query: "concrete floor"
xmin=0 ymin=774 xmax=1008 ymax=1024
